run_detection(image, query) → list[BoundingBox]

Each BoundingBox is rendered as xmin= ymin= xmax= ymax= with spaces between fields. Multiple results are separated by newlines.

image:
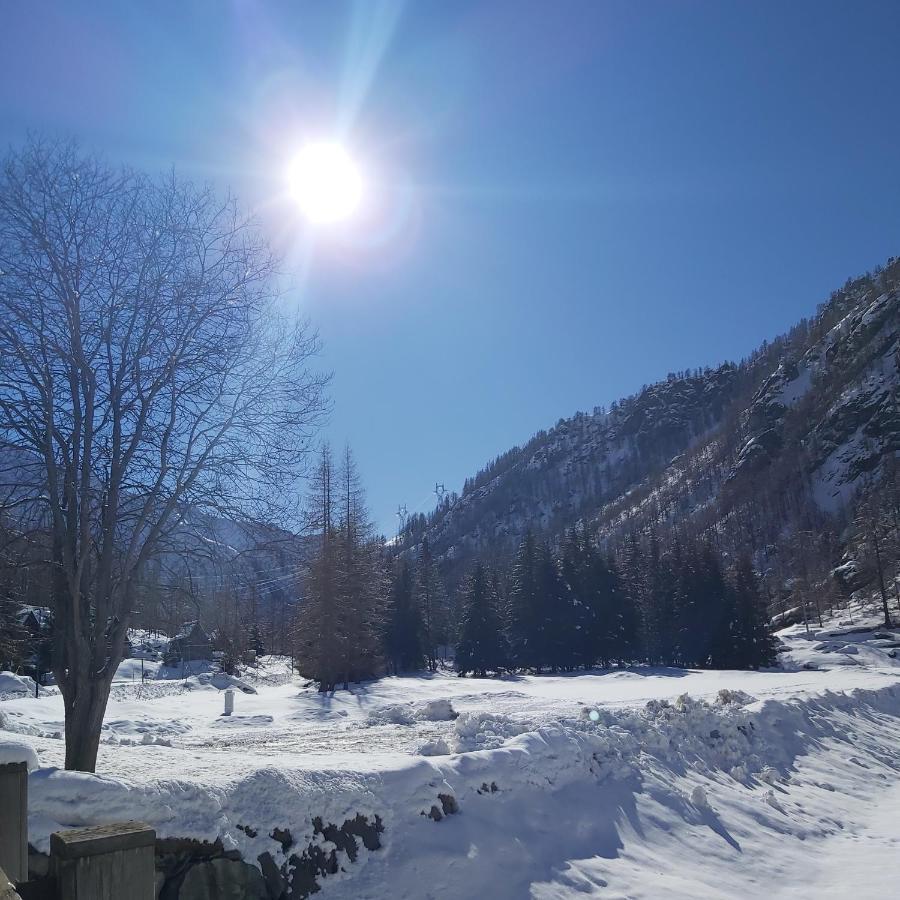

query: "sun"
xmin=287 ymin=142 xmax=364 ymax=225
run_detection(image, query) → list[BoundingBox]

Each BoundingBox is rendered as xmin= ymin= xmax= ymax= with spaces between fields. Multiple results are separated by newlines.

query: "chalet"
xmin=15 ymin=604 xmax=51 ymax=636
xmin=165 ymin=621 xmax=213 ymax=664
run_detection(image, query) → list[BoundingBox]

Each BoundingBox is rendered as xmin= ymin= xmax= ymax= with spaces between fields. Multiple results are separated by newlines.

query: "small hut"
xmin=165 ymin=621 xmax=213 ymax=665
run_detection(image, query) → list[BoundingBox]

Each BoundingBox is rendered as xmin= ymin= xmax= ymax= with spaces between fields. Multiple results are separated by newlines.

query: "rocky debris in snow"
xmin=177 ymin=857 xmax=268 ymax=900
xmin=716 ymin=689 xmax=756 ymax=706
xmin=285 ymin=814 xmax=383 ymax=899
xmin=690 ymin=785 xmax=708 ymax=808
xmin=270 ymin=827 xmax=294 ymax=852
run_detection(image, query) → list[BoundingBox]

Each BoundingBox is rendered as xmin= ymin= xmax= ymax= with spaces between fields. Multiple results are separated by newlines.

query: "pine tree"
xmin=384 ymin=561 xmax=424 ymax=673
xmin=643 ymin=533 xmax=679 ymax=666
xmin=536 ymin=540 xmax=573 ymax=671
xmin=604 ymin=554 xmax=639 ymax=666
xmin=456 ymin=563 xmax=508 ymax=677
xmin=295 ymin=445 xmax=386 ymax=691
xmin=417 ymin=538 xmax=447 ymax=672
xmin=716 ymin=556 xmax=777 ymax=669
xmin=508 ymin=531 xmax=544 ymax=671
xmin=561 ymin=527 xmax=601 ymax=668
xmin=334 ymin=446 xmax=385 ymax=687
xmin=294 ymin=445 xmax=341 ymax=692
xmin=0 ymin=595 xmax=28 ymax=671
xmin=678 ymin=541 xmax=727 ymax=668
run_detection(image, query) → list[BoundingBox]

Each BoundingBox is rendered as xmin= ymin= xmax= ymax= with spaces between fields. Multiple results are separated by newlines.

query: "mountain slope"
xmin=403 ymin=258 xmax=899 ymax=591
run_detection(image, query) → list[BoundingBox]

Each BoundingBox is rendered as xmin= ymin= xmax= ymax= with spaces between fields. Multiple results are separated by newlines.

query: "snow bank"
xmin=0 ymin=671 xmax=37 ymax=696
xmin=368 ymin=698 xmax=459 ymax=726
xmin=19 ymin=681 xmax=900 ymax=897
xmin=184 ymin=672 xmax=257 ymax=693
xmin=0 ymin=738 xmax=39 ymax=770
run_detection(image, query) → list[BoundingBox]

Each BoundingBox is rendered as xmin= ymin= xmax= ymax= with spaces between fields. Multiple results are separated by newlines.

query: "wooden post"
xmin=50 ymin=822 xmax=155 ymax=900
xmin=0 ymin=763 xmax=27 ymax=883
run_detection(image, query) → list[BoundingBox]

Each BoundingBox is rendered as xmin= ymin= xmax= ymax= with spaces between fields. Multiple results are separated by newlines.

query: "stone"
xmin=257 ymin=852 xmax=286 ymax=899
xmin=0 ymin=870 xmax=22 ymax=900
xmin=177 ymin=858 xmax=267 ymax=900
xmin=27 ymin=845 xmax=49 ymax=880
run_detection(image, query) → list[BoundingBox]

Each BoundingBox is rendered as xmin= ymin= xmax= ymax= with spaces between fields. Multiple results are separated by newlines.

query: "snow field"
xmin=2 ymin=615 xmax=900 ymax=897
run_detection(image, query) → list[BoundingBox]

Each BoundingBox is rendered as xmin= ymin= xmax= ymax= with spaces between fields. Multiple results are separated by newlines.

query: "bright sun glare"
xmin=287 ymin=142 xmax=363 ymax=225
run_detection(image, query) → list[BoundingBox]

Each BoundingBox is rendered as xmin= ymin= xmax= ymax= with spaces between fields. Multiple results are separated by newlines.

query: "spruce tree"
xmin=456 ymin=563 xmax=508 ymax=677
xmin=508 ymin=531 xmax=543 ymax=671
xmin=417 ymin=538 xmax=447 ymax=672
xmin=722 ymin=556 xmax=778 ymax=669
xmin=604 ymin=554 xmax=639 ymax=666
xmin=536 ymin=541 xmax=572 ymax=671
xmin=561 ymin=527 xmax=601 ymax=668
xmin=384 ymin=561 xmax=424 ymax=673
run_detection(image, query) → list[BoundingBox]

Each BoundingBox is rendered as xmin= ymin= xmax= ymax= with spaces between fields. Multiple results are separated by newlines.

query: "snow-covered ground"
xmin=2 ymin=607 xmax=899 ymax=898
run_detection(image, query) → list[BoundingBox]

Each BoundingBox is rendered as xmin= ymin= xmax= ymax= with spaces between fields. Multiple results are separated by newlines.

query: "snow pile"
xmin=11 ymin=681 xmax=900 ymax=898
xmin=450 ymin=711 xmax=531 ymax=752
xmin=420 ymin=698 xmax=459 ymax=721
xmin=4 ymin=615 xmax=900 ymax=897
xmin=776 ymin=612 xmax=900 ymax=672
xmin=368 ymin=698 xmax=459 ymax=726
xmin=0 ymin=671 xmax=38 ymax=697
xmin=0 ymin=738 xmax=38 ymax=770
xmin=183 ymin=672 xmax=257 ymax=694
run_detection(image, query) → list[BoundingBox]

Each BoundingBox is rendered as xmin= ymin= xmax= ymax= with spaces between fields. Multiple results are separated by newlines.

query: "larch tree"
xmin=0 ymin=138 xmax=327 ymax=770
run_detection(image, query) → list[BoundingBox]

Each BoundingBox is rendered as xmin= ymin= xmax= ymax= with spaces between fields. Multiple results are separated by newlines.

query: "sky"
xmin=1 ymin=1 xmax=899 ymax=535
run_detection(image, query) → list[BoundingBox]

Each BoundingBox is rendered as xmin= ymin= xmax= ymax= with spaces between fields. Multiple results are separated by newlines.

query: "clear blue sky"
xmin=2 ymin=1 xmax=899 ymax=535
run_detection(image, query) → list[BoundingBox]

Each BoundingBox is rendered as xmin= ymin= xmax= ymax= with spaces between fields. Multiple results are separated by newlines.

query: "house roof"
xmin=172 ymin=621 xmax=210 ymax=642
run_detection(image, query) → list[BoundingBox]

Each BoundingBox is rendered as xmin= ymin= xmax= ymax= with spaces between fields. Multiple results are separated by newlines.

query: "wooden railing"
xmin=0 ymin=763 xmax=154 ymax=900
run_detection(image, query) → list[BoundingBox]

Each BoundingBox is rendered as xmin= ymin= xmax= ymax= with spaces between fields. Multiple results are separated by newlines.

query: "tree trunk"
xmin=871 ymin=526 xmax=891 ymax=628
xmin=61 ymin=674 xmax=114 ymax=772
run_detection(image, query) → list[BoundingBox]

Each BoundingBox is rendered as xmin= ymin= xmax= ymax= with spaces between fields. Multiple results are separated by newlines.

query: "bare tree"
xmin=0 ymin=138 xmax=327 ymax=771
xmin=854 ymin=493 xmax=894 ymax=628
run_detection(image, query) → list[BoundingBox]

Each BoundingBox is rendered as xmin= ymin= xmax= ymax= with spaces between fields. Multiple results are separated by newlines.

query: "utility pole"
xmin=396 ymin=504 xmax=408 ymax=540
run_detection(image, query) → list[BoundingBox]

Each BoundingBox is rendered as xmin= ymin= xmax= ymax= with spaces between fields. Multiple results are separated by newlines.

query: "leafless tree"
xmin=0 ymin=138 xmax=327 ymax=771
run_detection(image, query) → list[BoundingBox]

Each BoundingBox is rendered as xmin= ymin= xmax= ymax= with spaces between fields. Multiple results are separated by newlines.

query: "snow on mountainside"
xmin=404 ymin=261 xmax=899 ymax=583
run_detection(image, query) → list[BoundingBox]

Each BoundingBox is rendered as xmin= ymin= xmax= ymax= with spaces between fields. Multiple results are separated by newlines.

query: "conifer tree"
xmin=334 ymin=446 xmax=385 ymax=686
xmin=295 ymin=445 xmax=341 ymax=692
xmin=561 ymin=527 xmax=602 ymax=668
xmin=604 ymin=553 xmax=639 ymax=666
xmin=456 ymin=563 xmax=508 ymax=677
xmin=536 ymin=540 xmax=573 ymax=671
xmin=677 ymin=541 xmax=726 ymax=667
xmin=295 ymin=445 xmax=385 ymax=691
xmin=508 ymin=531 xmax=544 ymax=671
xmin=384 ymin=561 xmax=424 ymax=673
xmin=417 ymin=538 xmax=447 ymax=671
xmin=714 ymin=555 xmax=777 ymax=669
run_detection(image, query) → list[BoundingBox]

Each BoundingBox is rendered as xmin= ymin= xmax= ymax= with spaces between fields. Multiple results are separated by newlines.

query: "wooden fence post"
xmin=0 ymin=763 xmax=27 ymax=884
xmin=50 ymin=822 xmax=155 ymax=900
